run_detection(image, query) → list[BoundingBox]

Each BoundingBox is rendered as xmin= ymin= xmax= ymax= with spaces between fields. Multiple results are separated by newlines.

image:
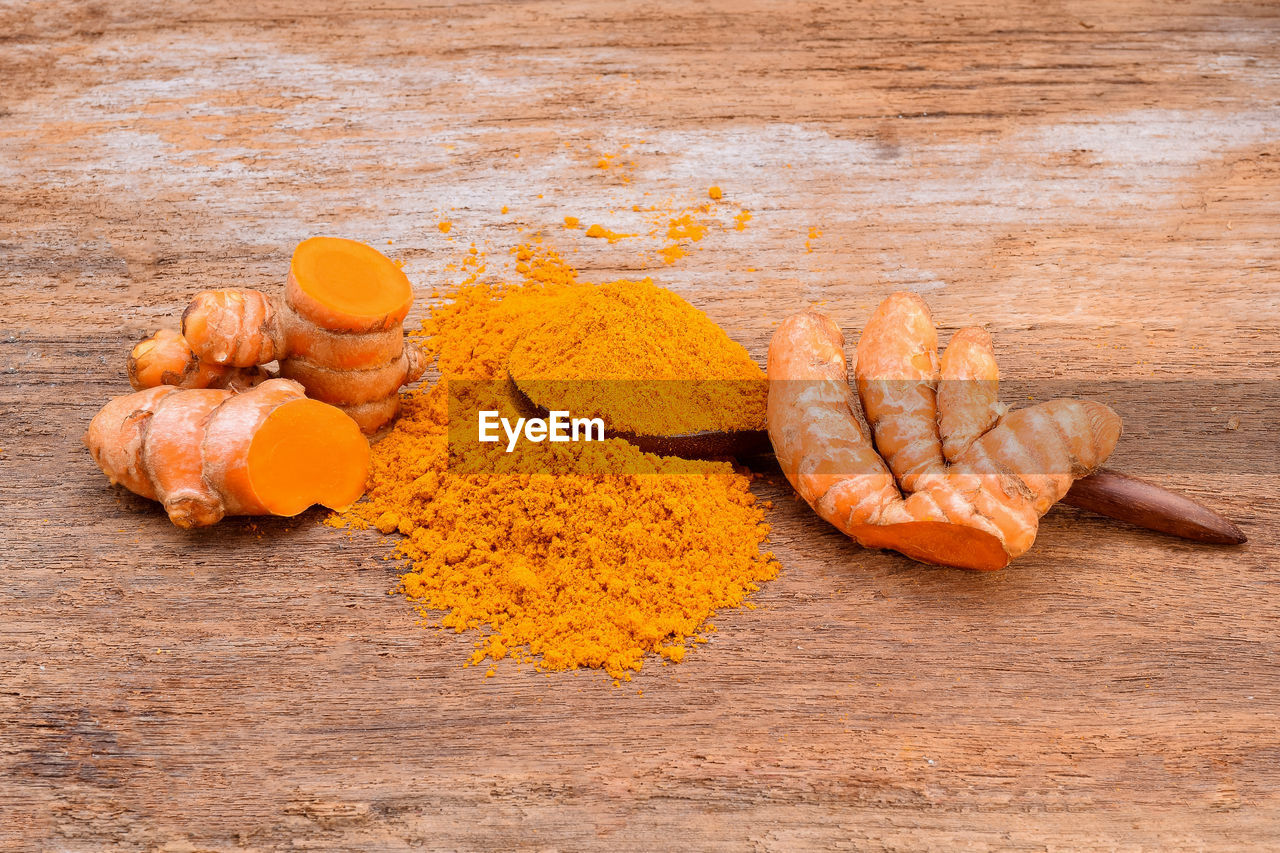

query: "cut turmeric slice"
xmin=287 ymin=236 xmax=413 ymax=333
xmin=246 ymin=398 xmax=370 ymax=517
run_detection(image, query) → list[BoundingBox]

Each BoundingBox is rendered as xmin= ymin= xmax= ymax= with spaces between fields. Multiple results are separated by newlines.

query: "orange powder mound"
xmin=506 ymin=278 xmax=767 ymax=436
xmin=334 ymin=243 xmax=778 ymax=680
xmin=437 ymin=221 xmax=452 ymax=233
xmin=564 ymin=216 xmax=580 ymax=229
xmin=708 ymin=186 xmax=723 ymax=200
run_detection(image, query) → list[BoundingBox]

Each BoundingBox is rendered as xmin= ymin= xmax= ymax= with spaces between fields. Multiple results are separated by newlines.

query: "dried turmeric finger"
xmin=937 ymin=327 xmax=1004 ymax=461
xmin=768 ymin=296 xmax=1121 ymax=571
xmin=854 ymin=292 xmax=944 ymax=492
xmin=85 ymin=378 xmax=370 ymax=528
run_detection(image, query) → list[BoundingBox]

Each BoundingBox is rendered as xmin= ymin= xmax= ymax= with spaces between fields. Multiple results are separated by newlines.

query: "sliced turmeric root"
xmin=133 ymin=238 xmax=426 ymax=434
xmin=286 ymin=236 xmax=413 ymax=333
xmin=768 ymin=297 xmax=1121 ymax=571
xmin=276 ymin=346 xmax=427 ymax=406
xmin=86 ymin=378 xmax=370 ymax=528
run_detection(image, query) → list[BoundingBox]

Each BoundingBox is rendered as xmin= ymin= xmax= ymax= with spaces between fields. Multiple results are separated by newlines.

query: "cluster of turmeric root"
xmin=768 ymin=293 xmax=1122 ymax=570
xmin=87 ymin=237 xmax=426 ymax=528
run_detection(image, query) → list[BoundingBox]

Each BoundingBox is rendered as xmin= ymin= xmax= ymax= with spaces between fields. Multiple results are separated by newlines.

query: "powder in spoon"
xmin=507 ymin=278 xmax=767 ymax=437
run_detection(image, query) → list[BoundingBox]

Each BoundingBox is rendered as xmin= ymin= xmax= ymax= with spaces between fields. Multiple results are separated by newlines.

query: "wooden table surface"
xmin=3 ymin=1 xmax=1278 ymax=849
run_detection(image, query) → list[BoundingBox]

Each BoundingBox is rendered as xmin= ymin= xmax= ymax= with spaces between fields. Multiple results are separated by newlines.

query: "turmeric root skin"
xmin=128 ymin=329 xmax=267 ymax=392
xmin=767 ymin=299 xmax=1121 ymax=571
xmin=277 ymin=346 xmax=427 ymax=406
xmin=86 ymin=379 xmax=370 ymax=528
xmin=181 ymin=289 xmax=283 ymax=367
xmin=937 ymin=327 xmax=1004 ymax=461
xmin=181 ymin=289 xmax=410 ymax=372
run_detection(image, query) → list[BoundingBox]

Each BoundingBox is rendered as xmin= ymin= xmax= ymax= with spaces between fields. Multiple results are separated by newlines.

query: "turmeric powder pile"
xmin=507 ymin=278 xmax=767 ymax=436
xmin=336 ymin=244 xmax=778 ymax=680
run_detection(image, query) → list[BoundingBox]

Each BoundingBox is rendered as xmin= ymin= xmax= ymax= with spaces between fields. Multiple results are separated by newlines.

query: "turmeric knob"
xmin=182 ymin=289 xmax=285 ymax=367
xmin=767 ymin=294 xmax=1122 ymax=571
xmin=128 ymin=329 xmax=267 ymax=392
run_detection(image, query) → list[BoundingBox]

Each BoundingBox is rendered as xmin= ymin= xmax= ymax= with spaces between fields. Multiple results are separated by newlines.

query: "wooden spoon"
xmin=508 ymin=373 xmax=1245 ymax=545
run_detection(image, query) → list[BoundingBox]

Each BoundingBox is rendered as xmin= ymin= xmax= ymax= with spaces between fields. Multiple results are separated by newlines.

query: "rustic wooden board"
xmin=2 ymin=1 xmax=1278 ymax=849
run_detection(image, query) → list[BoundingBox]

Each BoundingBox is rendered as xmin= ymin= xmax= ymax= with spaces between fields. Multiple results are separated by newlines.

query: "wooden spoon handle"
xmin=1062 ymin=468 xmax=1246 ymax=544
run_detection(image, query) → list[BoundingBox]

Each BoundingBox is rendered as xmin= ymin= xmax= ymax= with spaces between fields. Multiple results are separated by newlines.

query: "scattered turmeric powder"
xmin=584 ymin=223 xmax=633 ymax=243
xmin=665 ymin=213 xmax=707 ymax=243
xmin=652 ymin=209 xmax=713 ymax=264
xmin=592 ymin=151 xmax=635 ymax=182
xmin=734 ymin=209 xmax=753 ymax=231
xmin=805 ymin=225 xmax=822 ymax=253
xmin=335 ymin=243 xmax=778 ymax=680
xmin=657 ymin=244 xmax=688 ymax=265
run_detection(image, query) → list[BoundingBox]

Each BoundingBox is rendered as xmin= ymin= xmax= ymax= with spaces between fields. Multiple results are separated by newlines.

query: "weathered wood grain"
xmin=2 ymin=1 xmax=1277 ymax=850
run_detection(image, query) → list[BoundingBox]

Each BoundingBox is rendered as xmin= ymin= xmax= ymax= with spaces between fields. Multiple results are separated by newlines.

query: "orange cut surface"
xmin=247 ymin=398 xmax=371 ymax=517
